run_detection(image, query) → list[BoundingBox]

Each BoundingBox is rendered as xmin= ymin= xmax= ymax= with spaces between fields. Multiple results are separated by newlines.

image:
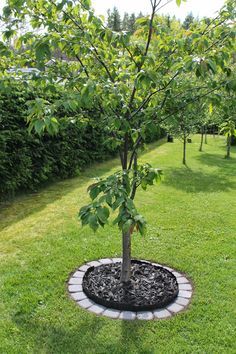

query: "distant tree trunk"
xmin=183 ymin=135 xmax=187 ymax=165
xmin=204 ymin=126 xmax=207 ymax=144
xmin=199 ymin=126 xmax=204 ymax=151
xmin=205 ymin=127 xmax=207 ymax=144
xmin=226 ymin=133 xmax=231 ymax=158
xmin=121 ymin=230 xmax=131 ymax=283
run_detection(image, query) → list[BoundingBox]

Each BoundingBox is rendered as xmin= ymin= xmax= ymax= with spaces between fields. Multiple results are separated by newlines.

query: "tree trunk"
xmin=226 ymin=133 xmax=231 ymax=158
xmin=204 ymin=126 xmax=207 ymax=144
xmin=183 ymin=136 xmax=187 ymax=165
xmin=120 ymin=132 xmax=131 ymax=283
xmin=199 ymin=126 xmax=204 ymax=152
xmin=120 ymin=230 xmax=131 ymax=283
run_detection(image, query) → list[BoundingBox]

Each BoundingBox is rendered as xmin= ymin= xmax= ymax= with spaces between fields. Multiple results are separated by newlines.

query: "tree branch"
xmin=50 ymin=0 xmax=115 ymax=82
xmin=128 ymin=0 xmax=160 ymax=109
xmin=131 ymin=71 xmax=179 ymax=119
xmin=75 ymin=54 xmax=90 ymax=78
xmin=128 ymin=135 xmax=143 ymax=170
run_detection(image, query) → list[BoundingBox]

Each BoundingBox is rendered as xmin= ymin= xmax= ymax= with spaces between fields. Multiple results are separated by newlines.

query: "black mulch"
xmin=82 ymin=260 xmax=179 ymax=311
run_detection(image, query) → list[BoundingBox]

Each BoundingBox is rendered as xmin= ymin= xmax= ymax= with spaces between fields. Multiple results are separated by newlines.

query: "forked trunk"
xmin=199 ymin=126 xmax=204 ymax=152
xmin=226 ymin=133 xmax=231 ymax=158
xmin=183 ymin=136 xmax=187 ymax=165
xmin=121 ymin=230 xmax=131 ymax=283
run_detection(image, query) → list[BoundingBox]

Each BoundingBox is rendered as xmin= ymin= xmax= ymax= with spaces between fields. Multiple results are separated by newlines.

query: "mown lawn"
xmin=0 ymin=135 xmax=235 ymax=354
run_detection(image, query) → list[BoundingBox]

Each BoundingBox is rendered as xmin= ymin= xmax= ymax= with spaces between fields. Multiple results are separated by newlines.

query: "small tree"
xmin=163 ymin=108 xmax=197 ymax=165
xmin=2 ymin=0 xmax=235 ymax=284
xmin=220 ymin=120 xmax=236 ymax=158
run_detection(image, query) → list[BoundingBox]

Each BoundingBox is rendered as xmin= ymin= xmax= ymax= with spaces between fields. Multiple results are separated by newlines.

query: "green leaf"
xmin=105 ymin=193 xmax=113 ymax=207
xmin=207 ymin=59 xmax=217 ymax=74
xmin=209 ymin=103 xmax=213 ymax=115
xmin=176 ymin=0 xmax=181 ymax=6
xmin=122 ymin=219 xmax=133 ymax=233
xmin=112 ymin=197 xmax=124 ymax=210
xmin=89 ymin=186 xmax=100 ymax=200
xmin=88 ymin=214 xmax=99 ymax=232
xmin=137 ymin=221 xmax=147 ymax=236
xmin=131 ymin=130 xmax=139 ymax=143
xmin=97 ymin=207 xmax=110 ymax=223
xmin=34 ymin=120 xmax=45 ymax=134
xmin=135 ymin=17 xmax=149 ymax=26
xmin=35 ymin=42 xmax=51 ymax=62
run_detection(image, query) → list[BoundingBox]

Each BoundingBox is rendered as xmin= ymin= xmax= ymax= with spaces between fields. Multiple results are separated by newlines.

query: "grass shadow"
xmin=195 ymin=152 xmax=236 ymax=176
xmin=163 ymin=165 xmax=236 ymax=193
xmin=12 ymin=310 xmax=147 ymax=354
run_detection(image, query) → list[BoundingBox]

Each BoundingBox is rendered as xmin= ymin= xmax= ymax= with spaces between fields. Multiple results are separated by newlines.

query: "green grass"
xmin=0 ymin=135 xmax=235 ymax=354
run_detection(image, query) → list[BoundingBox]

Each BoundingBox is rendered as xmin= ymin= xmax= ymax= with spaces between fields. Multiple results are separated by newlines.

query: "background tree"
xmin=162 ymin=102 xmax=198 ymax=165
xmin=107 ymin=7 xmax=122 ymax=32
xmin=128 ymin=13 xmax=136 ymax=33
xmin=220 ymin=120 xmax=236 ymax=158
xmin=122 ymin=12 xmax=130 ymax=32
xmin=182 ymin=12 xmax=195 ymax=29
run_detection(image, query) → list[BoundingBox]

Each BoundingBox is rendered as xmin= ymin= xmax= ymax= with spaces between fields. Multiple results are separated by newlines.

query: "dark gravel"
xmin=82 ymin=260 xmax=179 ymax=311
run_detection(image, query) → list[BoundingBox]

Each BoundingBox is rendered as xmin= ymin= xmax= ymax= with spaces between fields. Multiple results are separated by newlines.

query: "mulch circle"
xmin=82 ymin=260 xmax=179 ymax=311
xmin=67 ymin=258 xmax=193 ymax=320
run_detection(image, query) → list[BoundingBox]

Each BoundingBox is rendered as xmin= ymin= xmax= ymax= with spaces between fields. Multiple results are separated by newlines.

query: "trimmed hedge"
xmin=0 ymin=85 xmax=115 ymax=199
xmin=0 ymin=83 xmax=164 ymax=200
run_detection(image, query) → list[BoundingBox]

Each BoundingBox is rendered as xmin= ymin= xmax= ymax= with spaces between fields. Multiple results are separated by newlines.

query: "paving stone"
xmin=177 ymin=277 xmax=189 ymax=284
xmin=69 ymin=277 xmax=83 ymax=285
xmin=88 ymin=304 xmax=106 ymax=314
xmin=136 ymin=311 xmax=154 ymax=320
xmin=151 ymin=262 xmax=162 ymax=267
xmin=103 ymin=309 xmax=121 ymax=318
xmin=166 ymin=303 xmax=184 ymax=313
xmin=175 ymin=297 xmax=190 ymax=306
xmin=78 ymin=298 xmax=95 ymax=309
xmin=71 ymin=292 xmax=87 ymax=301
xmin=99 ymin=258 xmax=112 ymax=264
xmin=153 ymin=309 xmax=172 ymax=319
xmin=111 ymin=258 xmax=122 ymax=263
xmin=87 ymin=261 xmax=101 ymax=267
xmin=68 ymin=285 xmax=82 ymax=293
xmin=73 ymin=271 xmax=85 ymax=278
xmin=79 ymin=265 xmax=90 ymax=272
xmin=172 ymin=271 xmax=182 ymax=278
xmin=163 ymin=266 xmax=173 ymax=271
xmin=179 ymin=283 xmax=192 ymax=291
xmin=140 ymin=259 xmax=151 ymax=264
xmin=178 ymin=290 xmax=192 ymax=299
xmin=119 ymin=311 xmax=136 ymax=320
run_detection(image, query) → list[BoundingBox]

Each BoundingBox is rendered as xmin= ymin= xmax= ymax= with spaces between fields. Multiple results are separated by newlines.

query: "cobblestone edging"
xmin=67 ymin=258 xmax=193 ymax=320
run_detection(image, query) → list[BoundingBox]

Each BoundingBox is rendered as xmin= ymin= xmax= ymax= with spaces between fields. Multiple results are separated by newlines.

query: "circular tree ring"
xmin=67 ymin=258 xmax=193 ymax=320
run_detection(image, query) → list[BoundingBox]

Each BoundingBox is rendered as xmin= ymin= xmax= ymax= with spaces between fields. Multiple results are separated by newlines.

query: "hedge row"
xmin=0 ymin=84 xmax=164 ymax=200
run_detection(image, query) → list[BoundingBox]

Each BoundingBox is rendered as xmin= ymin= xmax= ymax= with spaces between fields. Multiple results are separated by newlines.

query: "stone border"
xmin=67 ymin=258 xmax=193 ymax=320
